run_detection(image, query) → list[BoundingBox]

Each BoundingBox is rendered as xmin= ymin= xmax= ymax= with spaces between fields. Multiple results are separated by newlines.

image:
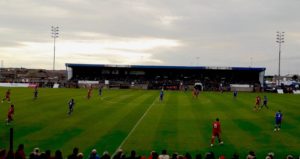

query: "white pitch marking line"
xmin=113 ymin=97 xmax=158 ymax=155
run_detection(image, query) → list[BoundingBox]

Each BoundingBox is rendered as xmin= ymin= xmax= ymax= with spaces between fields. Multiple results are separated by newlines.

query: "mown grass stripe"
xmin=113 ymin=92 xmax=158 ymax=155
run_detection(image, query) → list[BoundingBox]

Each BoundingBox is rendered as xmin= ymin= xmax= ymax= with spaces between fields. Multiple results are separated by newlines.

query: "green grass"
xmin=0 ymin=87 xmax=299 ymax=158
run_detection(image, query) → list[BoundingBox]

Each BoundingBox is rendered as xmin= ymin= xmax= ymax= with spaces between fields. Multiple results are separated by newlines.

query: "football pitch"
xmin=0 ymin=88 xmax=299 ymax=158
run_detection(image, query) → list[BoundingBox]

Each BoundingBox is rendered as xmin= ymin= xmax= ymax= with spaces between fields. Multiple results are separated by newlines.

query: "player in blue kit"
xmin=68 ymin=98 xmax=75 ymax=116
xmin=233 ymin=90 xmax=238 ymax=99
xmin=274 ymin=110 xmax=283 ymax=131
xmin=33 ymin=86 xmax=38 ymax=100
xmin=160 ymin=88 xmax=164 ymax=101
xmin=98 ymin=85 xmax=103 ymax=96
xmin=260 ymin=95 xmax=269 ymax=109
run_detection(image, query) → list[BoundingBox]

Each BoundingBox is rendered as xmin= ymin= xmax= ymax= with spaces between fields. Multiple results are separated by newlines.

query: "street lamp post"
xmin=276 ymin=31 xmax=284 ymax=85
xmin=51 ymin=26 xmax=59 ymax=71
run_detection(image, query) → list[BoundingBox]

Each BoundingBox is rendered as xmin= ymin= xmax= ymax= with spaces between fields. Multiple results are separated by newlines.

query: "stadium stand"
xmin=65 ymin=64 xmax=265 ymax=91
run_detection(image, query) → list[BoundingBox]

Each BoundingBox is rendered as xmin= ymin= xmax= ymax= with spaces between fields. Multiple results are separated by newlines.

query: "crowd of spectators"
xmin=0 ymin=144 xmax=299 ymax=159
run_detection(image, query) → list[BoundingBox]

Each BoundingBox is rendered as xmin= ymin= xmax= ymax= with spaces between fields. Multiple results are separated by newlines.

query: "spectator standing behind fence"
xmin=67 ymin=147 xmax=79 ymax=159
xmin=77 ymin=153 xmax=84 ymax=159
xmin=195 ymin=154 xmax=202 ymax=159
xmin=171 ymin=153 xmax=177 ymax=159
xmin=89 ymin=149 xmax=100 ymax=159
xmin=15 ymin=144 xmax=26 ymax=159
xmin=246 ymin=151 xmax=256 ymax=159
xmin=55 ymin=150 xmax=63 ymax=159
xmin=45 ymin=150 xmax=52 ymax=159
xmin=158 ymin=150 xmax=169 ymax=159
xmin=204 ymin=152 xmax=215 ymax=159
xmin=0 ymin=149 xmax=6 ymax=159
xmin=113 ymin=149 xmax=123 ymax=159
xmin=101 ymin=151 xmax=111 ymax=159
xmin=126 ymin=150 xmax=140 ymax=159
xmin=149 ymin=151 xmax=158 ymax=159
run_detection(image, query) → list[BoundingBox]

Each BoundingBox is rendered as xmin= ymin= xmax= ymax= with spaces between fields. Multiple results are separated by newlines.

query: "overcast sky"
xmin=0 ymin=0 xmax=300 ymax=75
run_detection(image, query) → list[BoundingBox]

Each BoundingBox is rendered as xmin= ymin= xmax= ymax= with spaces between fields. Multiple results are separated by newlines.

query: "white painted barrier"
xmin=78 ymin=80 xmax=99 ymax=84
xmin=53 ymin=83 xmax=60 ymax=88
xmin=293 ymin=90 xmax=300 ymax=94
xmin=0 ymin=83 xmax=30 ymax=87
xmin=277 ymin=89 xmax=284 ymax=94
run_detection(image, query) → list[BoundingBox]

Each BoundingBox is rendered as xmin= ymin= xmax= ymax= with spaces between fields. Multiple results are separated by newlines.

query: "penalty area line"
xmin=113 ymin=96 xmax=158 ymax=155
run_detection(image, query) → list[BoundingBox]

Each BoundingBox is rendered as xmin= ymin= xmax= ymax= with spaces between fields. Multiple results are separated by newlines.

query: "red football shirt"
xmin=8 ymin=107 xmax=14 ymax=116
xmin=212 ymin=121 xmax=221 ymax=134
xmin=6 ymin=91 xmax=10 ymax=98
xmin=256 ymin=96 xmax=261 ymax=105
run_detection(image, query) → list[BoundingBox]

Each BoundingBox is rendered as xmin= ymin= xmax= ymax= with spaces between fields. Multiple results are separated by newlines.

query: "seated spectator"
xmin=15 ymin=144 xmax=26 ymax=159
xmin=158 ymin=150 xmax=169 ymax=159
xmin=246 ymin=151 xmax=256 ymax=159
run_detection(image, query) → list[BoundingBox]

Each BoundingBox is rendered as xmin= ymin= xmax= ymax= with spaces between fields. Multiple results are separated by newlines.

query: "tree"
xmin=292 ymin=75 xmax=298 ymax=81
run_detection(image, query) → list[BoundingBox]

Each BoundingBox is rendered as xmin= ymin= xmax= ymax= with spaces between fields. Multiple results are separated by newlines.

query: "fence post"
xmin=7 ymin=128 xmax=14 ymax=159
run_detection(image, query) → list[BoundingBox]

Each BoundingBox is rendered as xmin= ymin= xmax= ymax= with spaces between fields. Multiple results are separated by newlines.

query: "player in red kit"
xmin=2 ymin=89 xmax=11 ymax=103
xmin=254 ymin=96 xmax=261 ymax=111
xmin=6 ymin=104 xmax=14 ymax=125
xmin=87 ymin=86 xmax=93 ymax=99
xmin=211 ymin=118 xmax=223 ymax=147
xmin=193 ymin=88 xmax=199 ymax=98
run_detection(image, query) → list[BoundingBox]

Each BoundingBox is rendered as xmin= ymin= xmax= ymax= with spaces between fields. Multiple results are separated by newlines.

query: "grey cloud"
xmin=0 ymin=0 xmax=300 ymax=75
